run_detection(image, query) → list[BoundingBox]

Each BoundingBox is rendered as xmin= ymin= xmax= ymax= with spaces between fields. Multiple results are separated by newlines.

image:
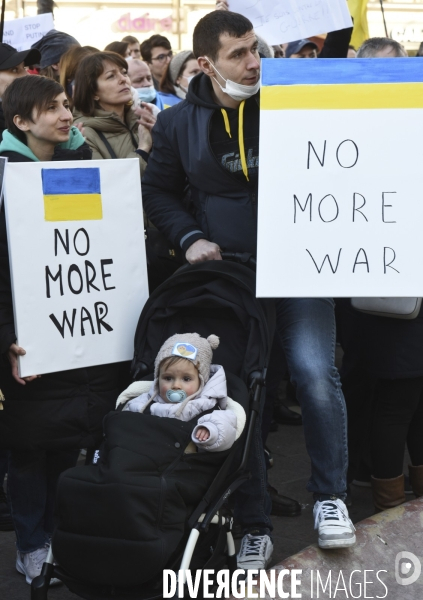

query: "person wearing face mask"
xmin=127 ymin=58 xmax=165 ymax=113
xmin=159 ymin=51 xmax=201 ymax=108
xmin=142 ymin=10 xmax=356 ymax=570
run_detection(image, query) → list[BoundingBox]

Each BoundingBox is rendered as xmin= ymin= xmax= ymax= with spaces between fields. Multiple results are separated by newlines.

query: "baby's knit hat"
xmin=155 ymin=332 xmax=219 ymax=381
xmin=153 ymin=333 xmax=220 ymax=414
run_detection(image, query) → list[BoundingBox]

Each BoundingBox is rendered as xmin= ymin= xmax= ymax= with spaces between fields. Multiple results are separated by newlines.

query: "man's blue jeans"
xmin=233 ymin=297 xmax=347 ymax=532
xmin=7 ymin=449 xmax=79 ymax=553
xmin=276 ymin=298 xmax=348 ymax=499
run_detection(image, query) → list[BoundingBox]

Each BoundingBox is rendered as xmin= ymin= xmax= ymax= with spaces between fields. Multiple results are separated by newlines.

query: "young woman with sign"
xmin=0 ymin=75 xmax=127 ymax=586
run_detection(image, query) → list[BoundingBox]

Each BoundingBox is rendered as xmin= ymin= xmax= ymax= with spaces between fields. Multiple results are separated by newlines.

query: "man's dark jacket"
xmin=141 ymin=28 xmax=353 ymax=257
xmin=142 ymin=74 xmax=259 ymax=256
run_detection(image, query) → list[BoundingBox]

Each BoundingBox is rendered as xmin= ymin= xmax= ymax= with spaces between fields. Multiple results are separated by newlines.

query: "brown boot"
xmin=371 ymin=475 xmax=406 ymax=513
xmin=408 ymin=465 xmax=423 ymax=497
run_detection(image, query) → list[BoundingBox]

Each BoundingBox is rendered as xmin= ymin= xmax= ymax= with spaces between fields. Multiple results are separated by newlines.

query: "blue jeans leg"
xmin=233 ymin=388 xmax=273 ymax=533
xmin=275 ymin=298 xmax=348 ymax=499
xmin=7 ymin=449 xmax=79 ymax=553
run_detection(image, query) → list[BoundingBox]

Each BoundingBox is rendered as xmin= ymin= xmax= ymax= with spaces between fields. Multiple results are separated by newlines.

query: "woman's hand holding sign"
xmin=8 ymin=343 xmax=40 ymax=385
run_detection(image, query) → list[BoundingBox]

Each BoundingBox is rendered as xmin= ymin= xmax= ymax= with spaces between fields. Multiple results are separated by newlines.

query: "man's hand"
xmin=8 ymin=343 xmax=41 ymax=385
xmin=185 ymin=239 xmax=222 ymax=264
xmin=195 ymin=426 xmax=210 ymax=442
xmin=215 ymin=0 xmax=229 ymax=10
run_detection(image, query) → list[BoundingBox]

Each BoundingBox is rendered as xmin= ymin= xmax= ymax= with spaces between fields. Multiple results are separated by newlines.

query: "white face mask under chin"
xmin=205 ymin=56 xmax=260 ymax=101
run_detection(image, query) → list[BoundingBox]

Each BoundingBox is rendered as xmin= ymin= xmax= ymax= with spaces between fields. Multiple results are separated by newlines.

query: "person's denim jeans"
xmin=276 ymin=298 xmax=348 ymax=499
xmin=7 ymin=449 xmax=79 ymax=553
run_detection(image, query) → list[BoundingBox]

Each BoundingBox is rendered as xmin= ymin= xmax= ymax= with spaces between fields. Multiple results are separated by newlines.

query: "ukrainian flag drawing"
xmin=261 ymin=58 xmax=423 ymax=111
xmin=42 ymin=167 xmax=102 ymax=222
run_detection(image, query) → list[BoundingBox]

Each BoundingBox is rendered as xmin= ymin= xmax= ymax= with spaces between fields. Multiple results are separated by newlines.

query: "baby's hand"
xmin=195 ymin=426 xmax=210 ymax=442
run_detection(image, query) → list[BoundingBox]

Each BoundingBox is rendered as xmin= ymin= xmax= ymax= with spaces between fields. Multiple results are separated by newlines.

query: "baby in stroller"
xmin=120 ymin=332 xmax=237 ymax=452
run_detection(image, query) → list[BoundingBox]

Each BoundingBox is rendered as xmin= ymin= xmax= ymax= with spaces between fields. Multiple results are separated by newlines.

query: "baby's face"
xmin=159 ymin=360 xmax=200 ymax=401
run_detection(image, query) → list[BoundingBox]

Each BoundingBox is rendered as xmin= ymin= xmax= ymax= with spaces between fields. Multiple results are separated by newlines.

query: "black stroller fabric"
xmin=52 ymin=261 xmax=272 ymax=593
xmin=131 ymin=261 xmax=272 ymax=383
xmin=54 ymin=407 xmax=237 ymax=586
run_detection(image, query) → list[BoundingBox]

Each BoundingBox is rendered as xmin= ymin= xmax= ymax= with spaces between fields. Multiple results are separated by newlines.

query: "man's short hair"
xmin=140 ymin=35 xmax=171 ymax=63
xmin=193 ymin=11 xmax=253 ymax=62
xmin=357 ymin=37 xmax=407 ymax=58
xmin=3 ymin=75 xmax=65 ymax=144
xmin=122 ymin=35 xmax=139 ymax=45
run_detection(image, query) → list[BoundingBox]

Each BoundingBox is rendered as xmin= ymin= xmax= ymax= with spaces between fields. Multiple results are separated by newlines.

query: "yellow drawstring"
xmin=221 ymin=109 xmax=231 ymax=137
xmin=221 ymin=102 xmax=249 ymax=182
xmin=238 ymin=100 xmax=249 ymax=182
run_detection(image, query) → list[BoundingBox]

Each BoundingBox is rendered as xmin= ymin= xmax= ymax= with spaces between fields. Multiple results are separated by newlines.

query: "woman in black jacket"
xmin=338 ymin=299 xmax=423 ymax=511
xmin=0 ymin=75 xmax=126 ymax=586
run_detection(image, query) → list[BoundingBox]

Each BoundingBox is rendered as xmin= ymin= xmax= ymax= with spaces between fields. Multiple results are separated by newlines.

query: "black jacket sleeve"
xmin=141 ymin=112 xmax=207 ymax=253
xmin=319 ymin=26 xmax=353 ymax=59
xmin=0 ymin=207 xmax=16 ymax=355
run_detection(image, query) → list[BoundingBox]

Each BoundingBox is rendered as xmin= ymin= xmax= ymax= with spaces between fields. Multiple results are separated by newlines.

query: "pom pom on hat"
xmin=207 ymin=335 xmax=220 ymax=350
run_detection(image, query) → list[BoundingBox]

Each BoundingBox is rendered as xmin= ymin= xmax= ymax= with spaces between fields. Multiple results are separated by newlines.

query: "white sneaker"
xmin=237 ymin=531 xmax=273 ymax=570
xmin=313 ymin=498 xmax=356 ymax=549
xmin=16 ymin=545 xmax=61 ymax=585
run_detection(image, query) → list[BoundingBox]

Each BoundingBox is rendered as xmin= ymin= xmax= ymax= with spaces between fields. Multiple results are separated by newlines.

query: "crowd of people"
xmin=0 ymin=0 xmax=422 ymax=591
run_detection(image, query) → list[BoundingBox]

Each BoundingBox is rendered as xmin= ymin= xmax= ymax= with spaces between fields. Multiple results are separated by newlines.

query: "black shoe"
xmin=0 ymin=489 xmax=14 ymax=532
xmin=273 ymin=405 xmax=303 ymax=426
xmin=268 ymin=485 xmax=301 ymax=517
xmin=269 ymin=419 xmax=278 ymax=432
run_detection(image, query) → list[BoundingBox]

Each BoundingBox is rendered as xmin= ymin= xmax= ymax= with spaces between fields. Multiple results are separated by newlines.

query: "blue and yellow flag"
xmin=261 ymin=59 xmax=423 ymax=111
xmin=42 ymin=167 xmax=102 ymax=222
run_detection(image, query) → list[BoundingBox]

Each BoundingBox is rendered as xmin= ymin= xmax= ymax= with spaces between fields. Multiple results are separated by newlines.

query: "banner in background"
xmin=229 ymin=0 xmax=352 ymax=45
xmin=257 ymin=58 xmax=423 ymax=297
xmin=348 ymin=0 xmax=369 ymax=50
xmin=2 ymin=13 xmax=54 ymax=52
xmin=4 ymin=158 xmax=148 ymax=376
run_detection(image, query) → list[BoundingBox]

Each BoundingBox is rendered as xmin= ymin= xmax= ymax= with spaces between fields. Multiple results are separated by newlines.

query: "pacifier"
xmin=166 ymin=389 xmax=187 ymax=403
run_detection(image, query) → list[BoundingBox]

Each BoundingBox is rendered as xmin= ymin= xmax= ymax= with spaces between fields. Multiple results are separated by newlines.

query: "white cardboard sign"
xmin=2 ymin=13 xmax=54 ymax=52
xmin=229 ymin=0 xmax=352 ymax=45
xmin=4 ymin=159 xmax=148 ymax=376
xmin=256 ymin=60 xmax=423 ymax=298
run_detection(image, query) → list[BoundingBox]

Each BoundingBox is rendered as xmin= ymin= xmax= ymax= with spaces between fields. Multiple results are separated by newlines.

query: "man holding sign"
xmin=142 ymin=10 xmax=355 ymax=569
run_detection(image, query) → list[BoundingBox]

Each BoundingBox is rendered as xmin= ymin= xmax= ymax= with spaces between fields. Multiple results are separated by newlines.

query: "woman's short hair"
xmin=73 ymin=51 xmax=128 ymax=116
xmin=2 ymin=75 xmax=65 ymax=144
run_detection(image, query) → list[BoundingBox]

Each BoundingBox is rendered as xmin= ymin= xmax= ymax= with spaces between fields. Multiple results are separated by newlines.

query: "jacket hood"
xmin=186 ymin=72 xmax=260 ymax=109
xmin=186 ymin=72 xmax=223 ymax=109
xmin=0 ymin=126 xmax=86 ymax=161
xmin=73 ymin=109 xmax=138 ymax=133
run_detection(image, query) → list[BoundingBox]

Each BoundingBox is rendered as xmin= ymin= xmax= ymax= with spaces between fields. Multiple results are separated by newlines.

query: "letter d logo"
xmin=395 ymin=551 xmax=421 ymax=586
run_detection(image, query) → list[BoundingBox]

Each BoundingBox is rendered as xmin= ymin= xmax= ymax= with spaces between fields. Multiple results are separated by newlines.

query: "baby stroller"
xmin=31 ymin=255 xmax=274 ymax=600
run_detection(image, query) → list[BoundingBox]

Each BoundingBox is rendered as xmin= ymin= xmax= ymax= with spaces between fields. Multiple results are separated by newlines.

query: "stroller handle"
xmin=220 ymin=251 xmax=256 ymax=270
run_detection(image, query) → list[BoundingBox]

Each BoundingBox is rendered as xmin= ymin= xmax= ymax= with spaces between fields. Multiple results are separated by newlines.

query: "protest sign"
xmin=256 ymin=58 xmax=423 ymax=298
xmin=0 ymin=157 xmax=7 ymax=211
xmin=4 ymin=159 xmax=148 ymax=376
xmin=2 ymin=13 xmax=54 ymax=52
xmin=229 ymin=0 xmax=352 ymax=45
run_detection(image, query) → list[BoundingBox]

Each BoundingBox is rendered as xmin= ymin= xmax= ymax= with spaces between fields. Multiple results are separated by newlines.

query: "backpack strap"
xmin=95 ymin=130 xmax=118 ymax=159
